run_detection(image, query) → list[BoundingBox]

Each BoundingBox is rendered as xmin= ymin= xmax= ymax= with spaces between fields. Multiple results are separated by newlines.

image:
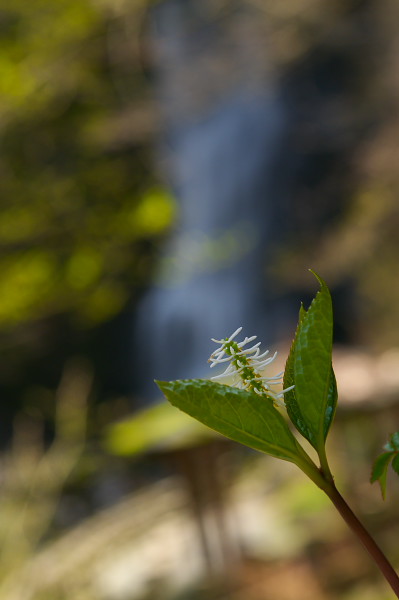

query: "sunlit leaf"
xmin=106 ymin=401 xmax=213 ymax=456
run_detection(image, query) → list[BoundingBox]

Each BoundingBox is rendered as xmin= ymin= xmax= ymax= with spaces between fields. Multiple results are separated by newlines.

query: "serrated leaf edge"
xmin=309 ymin=275 xmax=335 ymax=450
xmin=157 ymin=379 xmax=315 ymax=471
xmin=284 ymin=273 xmax=336 ymax=452
xmin=283 ymin=306 xmax=314 ymax=445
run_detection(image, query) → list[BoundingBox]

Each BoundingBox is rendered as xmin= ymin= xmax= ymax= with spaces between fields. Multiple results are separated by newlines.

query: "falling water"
xmin=133 ymin=0 xmax=288 ymax=400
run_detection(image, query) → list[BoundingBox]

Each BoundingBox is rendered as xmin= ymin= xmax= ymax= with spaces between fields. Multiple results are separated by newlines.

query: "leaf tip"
xmin=308 ymin=268 xmax=328 ymax=289
xmin=155 ymin=379 xmax=170 ymax=394
xmin=370 ymin=452 xmax=393 ymax=500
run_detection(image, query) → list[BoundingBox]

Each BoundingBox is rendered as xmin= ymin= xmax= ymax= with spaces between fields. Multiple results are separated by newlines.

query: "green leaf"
xmin=284 ymin=271 xmax=337 ymax=451
xmin=371 ymin=451 xmax=395 ymax=500
xmin=371 ymin=432 xmax=399 ymax=498
xmin=284 ymin=306 xmax=313 ymax=443
xmin=392 ymin=432 xmax=399 ymax=450
xmin=392 ymin=453 xmax=399 ymax=475
xmin=156 ymin=379 xmax=316 ymax=472
xmin=105 ymin=401 xmax=214 ymax=456
xmin=384 ymin=431 xmax=399 ymax=452
xmin=325 ymin=367 xmax=338 ymax=438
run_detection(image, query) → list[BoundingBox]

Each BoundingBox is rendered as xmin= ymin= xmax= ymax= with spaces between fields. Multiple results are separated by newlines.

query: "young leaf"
xmin=371 ymin=451 xmax=395 ymax=500
xmin=156 ymin=379 xmax=316 ymax=472
xmin=384 ymin=431 xmax=399 ymax=452
xmin=284 ymin=306 xmax=313 ymax=443
xmin=325 ymin=367 xmax=338 ymax=437
xmin=392 ymin=431 xmax=399 ymax=450
xmin=392 ymin=453 xmax=399 ymax=476
xmin=284 ymin=271 xmax=337 ymax=451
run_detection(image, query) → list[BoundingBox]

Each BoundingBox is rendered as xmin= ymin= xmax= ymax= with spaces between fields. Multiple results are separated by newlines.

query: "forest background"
xmin=1 ymin=1 xmax=399 ymax=599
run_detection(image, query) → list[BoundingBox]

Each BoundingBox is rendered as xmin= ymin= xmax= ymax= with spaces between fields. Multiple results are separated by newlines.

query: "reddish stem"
xmin=325 ymin=482 xmax=399 ymax=597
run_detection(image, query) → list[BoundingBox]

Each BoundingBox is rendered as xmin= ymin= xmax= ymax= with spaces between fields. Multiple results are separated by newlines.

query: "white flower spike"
xmin=208 ymin=328 xmax=294 ymax=407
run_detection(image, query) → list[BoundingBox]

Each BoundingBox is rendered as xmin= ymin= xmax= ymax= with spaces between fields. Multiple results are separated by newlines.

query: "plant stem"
xmin=324 ymin=481 xmax=399 ymax=597
xmin=317 ymin=444 xmax=334 ymax=484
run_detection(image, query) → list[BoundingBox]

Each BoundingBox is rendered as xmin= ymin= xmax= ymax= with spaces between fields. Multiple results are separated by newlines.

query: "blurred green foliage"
xmin=1 ymin=3 xmax=399 ymax=598
xmin=106 ymin=400 xmax=214 ymax=456
xmin=0 ymin=0 xmax=399 ymax=372
xmin=0 ymin=0 xmax=178 ymax=422
xmin=0 ymin=0 xmax=175 ymax=331
xmin=1 ymin=0 xmax=399 ymax=418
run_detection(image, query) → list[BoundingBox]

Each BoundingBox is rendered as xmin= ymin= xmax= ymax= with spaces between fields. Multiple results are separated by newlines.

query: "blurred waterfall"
xmin=133 ymin=0 xmax=288 ymax=400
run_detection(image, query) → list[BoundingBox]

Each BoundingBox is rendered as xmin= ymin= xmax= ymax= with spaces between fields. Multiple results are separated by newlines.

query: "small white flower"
xmin=208 ymin=327 xmax=294 ymax=407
